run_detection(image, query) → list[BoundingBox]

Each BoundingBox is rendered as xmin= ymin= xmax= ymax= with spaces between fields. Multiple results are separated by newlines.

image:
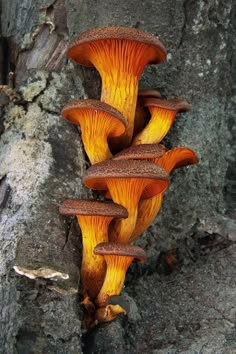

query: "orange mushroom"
xmin=94 ymin=242 xmax=146 ymax=307
xmin=134 ymin=89 xmax=161 ymax=136
xmin=62 ymin=100 xmax=127 ymax=164
xmin=59 ymin=200 xmax=128 ymax=298
xmin=68 ymin=27 xmax=166 ymax=149
xmin=133 ymin=98 xmax=190 ymax=145
xmin=114 ymin=145 xmax=198 ymax=240
xmin=83 ymin=159 xmax=169 ymax=243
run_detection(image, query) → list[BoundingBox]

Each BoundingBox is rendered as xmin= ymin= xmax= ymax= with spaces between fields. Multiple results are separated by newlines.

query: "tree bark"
xmin=0 ymin=0 xmax=235 ymax=353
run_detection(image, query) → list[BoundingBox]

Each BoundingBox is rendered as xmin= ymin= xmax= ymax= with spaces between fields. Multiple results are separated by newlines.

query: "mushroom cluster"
xmin=60 ymin=26 xmax=198 ymax=327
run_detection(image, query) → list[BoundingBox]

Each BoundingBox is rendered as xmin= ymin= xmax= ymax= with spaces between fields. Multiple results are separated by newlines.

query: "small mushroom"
xmin=59 ymin=200 xmax=128 ymax=298
xmin=83 ymin=159 xmax=169 ymax=243
xmin=94 ymin=242 xmax=146 ymax=307
xmin=95 ymin=304 xmax=127 ymax=323
xmin=133 ymin=98 xmax=190 ymax=145
xmin=134 ymin=89 xmax=161 ymax=136
xmin=62 ymin=99 xmax=127 ymax=164
xmin=68 ymin=26 xmax=166 ymax=149
xmin=114 ymin=146 xmax=198 ymax=240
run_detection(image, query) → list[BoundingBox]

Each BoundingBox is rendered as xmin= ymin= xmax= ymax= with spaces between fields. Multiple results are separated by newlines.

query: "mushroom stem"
xmin=102 ymin=72 xmax=138 ymax=149
xmin=130 ymin=194 xmax=163 ymax=241
xmin=77 ymin=215 xmax=112 ymax=298
xmin=81 ymin=125 xmax=112 ymax=164
xmin=107 ymin=178 xmax=148 ymax=243
xmin=96 ymin=255 xmax=133 ymax=307
xmin=133 ymin=107 xmax=176 ymax=145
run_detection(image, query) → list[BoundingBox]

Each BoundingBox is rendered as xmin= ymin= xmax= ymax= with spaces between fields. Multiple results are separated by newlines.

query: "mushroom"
xmin=68 ymin=26 xmax=166 ymax=149
xmin=114 ymin=145 xmax=198 ymax=240
xmin=59 ymin=199 xmax=128 ymax=298
xmin=132 ymin=98 xmax=190 ymax=145
xmin=134 ymin=89 xmax=161 ymax=136
xmin=83 ymin=159 xmax=169 ymax=243
xmin=94 ymin=242 xmax=146 ymax=307
xmin=61 ymin=99 xmax=127 ymax=164
xmin=95 ymin=304 xmax=127 ymax=323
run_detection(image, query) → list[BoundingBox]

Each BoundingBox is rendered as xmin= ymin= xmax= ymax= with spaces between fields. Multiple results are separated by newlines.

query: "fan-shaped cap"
xmin=113 ymin=144 xmax=166 ymax=161
xmin=59 ymin=199 xmax=128 ymax=219
xmin=144 ymin=98 xmax=191 ymax=112
xmin=68 ymin=26 xmax=166 ymax=66
xmin=94 ymin=242 xmax=146 ymax=263
xmin=62 ymin=99 xmax=127 ymax=136
xmin=83 ymin=159 xmax=169 ymax=198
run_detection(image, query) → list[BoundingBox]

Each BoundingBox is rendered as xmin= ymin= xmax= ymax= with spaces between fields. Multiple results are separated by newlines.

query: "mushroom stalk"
xmin=102 ymin=71 xmax=138 ymax=149
xmin=130 ymin=193 xmax=163 ymax=241
xmin=133 ymin=107 xmax=176 ymax=145
xmin=107 ymin=178 xmax=149 ymax=243
xmin=77 ymin=215 xmax=112 ymax=298
xmin=96 ymin=255 xmax=134 ymax=307
xmin=80 ymin=120 xmax=112 ymax=164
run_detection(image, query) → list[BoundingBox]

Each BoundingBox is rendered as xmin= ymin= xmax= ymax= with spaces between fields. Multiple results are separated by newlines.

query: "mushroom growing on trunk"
xmin=133 ymin=98 xmax=190 ymax=145
xmin=134 ymin=89 xmax=161 ymax=136
xmin=114 ymin=145 xmax=198 ymax=240
xmin=68 ymin=26 xmax=166 ymax=149
xmin=59 ymin=200 xmax=128 ymax=298
xmin=83 ymin=159 xmax=169 ymax=243
xmin=94 ymin=242 xmax=146 ymax=307
xmin=62 ymin=100 xmax=127 ymax=164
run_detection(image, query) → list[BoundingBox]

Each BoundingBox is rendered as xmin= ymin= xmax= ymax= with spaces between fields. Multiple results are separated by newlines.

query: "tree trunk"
xmin=0 ymin=0 xmax=235 ymax=353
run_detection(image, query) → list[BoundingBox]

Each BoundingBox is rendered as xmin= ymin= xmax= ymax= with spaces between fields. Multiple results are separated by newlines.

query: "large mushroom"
xmin=114 ymin=145 xmax=198 ymax=240
xmin=94 ymin=242 xmax=146 ymax=307
xmin=62 ymin=100 xmax=127 ymax=164
xmin=133 ymin=98 xmax=190 ymax=145
xmin=83 ymin=159 xmax=169 ymax=243
xmin=68 ymin=27 xmax=166 ymax=149
xmin=59 ymin=200 xmax=128 ymax=298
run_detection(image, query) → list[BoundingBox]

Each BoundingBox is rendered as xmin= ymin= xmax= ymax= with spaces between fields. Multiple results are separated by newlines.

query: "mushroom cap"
xmin=68 ymin=26 xmax=166 ymax=66
xmin=62 ymin=99 xmax=127 ymax=136
xmin=144 ymin=98 xmax=191 ymax=112
xmin=83 ymin=159 xmax=169 ymax=198
xmin=94 ymin=242 xmax=146 ymax=263
xmin=138 ymin=89 xmax=161 ymax=98
xmin=59 ymin=199 xmax=128 ymax=218
xmin=113 ymin=144 xmax=166 ymax=161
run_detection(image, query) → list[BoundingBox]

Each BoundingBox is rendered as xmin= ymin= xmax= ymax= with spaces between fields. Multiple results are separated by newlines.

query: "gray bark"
xmin=0 ymin=0 xmax=235 ymax=353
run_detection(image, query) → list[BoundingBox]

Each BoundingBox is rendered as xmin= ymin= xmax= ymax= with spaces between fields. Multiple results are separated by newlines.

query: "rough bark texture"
xmin=0 ymin=0 xmax=235 ymax=353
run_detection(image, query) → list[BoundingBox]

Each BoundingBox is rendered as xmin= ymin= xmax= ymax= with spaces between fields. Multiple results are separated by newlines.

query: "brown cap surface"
xmin=113 ymin=144 xmax=166 ymax=161
xmin=68 ymin=26 xmax=166 ymax=66
xmin=94 ymin=242 xmax=146 ymax=263
xmin=62 ymin=99 xmax=127 ymax=133
xmin=138 ymin=89 xmax=161 ymax=98
xmin=83 ymin=159 xmax=169 ymax=197
xmin=59 ymin=199 xmax=128 ymax=218
xmin=144 ymin=98 xmax=191 ymax=112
